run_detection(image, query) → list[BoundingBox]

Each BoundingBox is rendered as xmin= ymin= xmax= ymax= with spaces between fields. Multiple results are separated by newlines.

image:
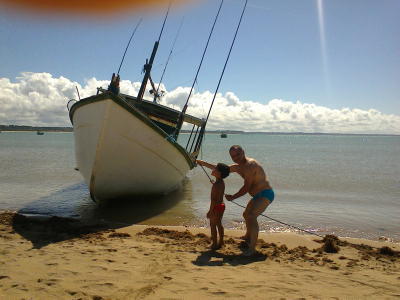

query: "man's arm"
xmin=225 ymin=177 xmax=251 ymax=201
xmin=196 ymin=159 xmax=216 ymax=170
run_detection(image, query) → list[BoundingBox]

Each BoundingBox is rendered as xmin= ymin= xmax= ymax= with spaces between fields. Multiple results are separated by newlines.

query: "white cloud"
xmin=0 ymin=72 xmax=399 ymax=134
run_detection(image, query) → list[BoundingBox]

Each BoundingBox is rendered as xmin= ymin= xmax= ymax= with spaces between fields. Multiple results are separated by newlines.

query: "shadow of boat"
xmin=8 ymin=179 xmax=194 ymax=249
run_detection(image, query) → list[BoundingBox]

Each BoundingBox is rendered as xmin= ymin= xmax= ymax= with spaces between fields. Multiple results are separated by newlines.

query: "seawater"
xmin=0 ymin=131 xmax=399 ymax=241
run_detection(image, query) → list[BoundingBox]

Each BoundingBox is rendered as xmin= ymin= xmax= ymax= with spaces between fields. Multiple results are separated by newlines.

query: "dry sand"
xmin=0 ymin=211 xmax=399 ymax=299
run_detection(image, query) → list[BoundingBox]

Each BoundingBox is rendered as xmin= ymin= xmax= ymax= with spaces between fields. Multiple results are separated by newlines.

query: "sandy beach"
xmin=0 ymin=212 xmax=399 ymax=300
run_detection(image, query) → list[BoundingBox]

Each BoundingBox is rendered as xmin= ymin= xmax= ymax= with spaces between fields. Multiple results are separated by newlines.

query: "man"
xmin=225 ymin=145 xmax=275 ymax=256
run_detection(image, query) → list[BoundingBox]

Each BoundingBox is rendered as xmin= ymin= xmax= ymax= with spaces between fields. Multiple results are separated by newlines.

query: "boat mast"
xmin=137 ymin=3 xmax=171 ymax=102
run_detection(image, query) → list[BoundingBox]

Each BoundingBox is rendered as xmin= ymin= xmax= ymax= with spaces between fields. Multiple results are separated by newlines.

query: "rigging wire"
xmin=117 ymin=18 xmax=143 ymax=75
xmin=204 ymin=0 xmax=247 ymax=126
xmin=154 ymin=17 xmax=185 ymax=102
xmin=157 ymin=1 xmax=172 ymax=43
xmin=174 ymin=0 xmax=225 ymax=136
xmin=198 ymin=165 xmax=324 ymax=238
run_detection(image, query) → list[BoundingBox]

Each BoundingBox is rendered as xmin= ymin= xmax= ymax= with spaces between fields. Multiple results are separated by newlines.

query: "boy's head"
xmin=212 ymin=163 xmax=230 ymax=179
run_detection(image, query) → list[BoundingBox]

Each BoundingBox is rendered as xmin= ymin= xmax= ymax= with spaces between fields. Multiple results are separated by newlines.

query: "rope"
xmin=229 ymin=200 xmax=324 ymax=238
xmin=155 ymin=17 xmax=185 ymax=101
xmin=204 ymin=0 xmax=248 ymax=126
xmin=199 ymin=164 xmax=214 ymax=184
xmin=198 ymin=165 xmax=324 ymax=238
xmin=117 ymin=18 xmax=143 ymax=75
xmin=174 ymin=0 xmax=225 ymax=136
xmin=157 ymin=1 xmax=172 ymax=43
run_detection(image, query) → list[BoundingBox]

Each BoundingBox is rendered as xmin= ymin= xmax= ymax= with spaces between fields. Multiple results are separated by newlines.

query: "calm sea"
xmin=0 ymin=131 xmax=399 ymax=242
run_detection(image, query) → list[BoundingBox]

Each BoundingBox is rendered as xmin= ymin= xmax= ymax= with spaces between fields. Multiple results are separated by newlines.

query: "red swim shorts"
xmin=214 ymin=203 xmax=225 ymax=213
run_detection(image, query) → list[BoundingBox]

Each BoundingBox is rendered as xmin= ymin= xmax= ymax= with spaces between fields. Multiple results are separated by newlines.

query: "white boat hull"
xmin=71 ymin=95 xmax=193 ymax=202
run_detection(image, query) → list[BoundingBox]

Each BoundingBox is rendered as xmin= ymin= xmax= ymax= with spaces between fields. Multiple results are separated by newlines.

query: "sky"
xmin=0 ymin=0 xmax=399 ymax=134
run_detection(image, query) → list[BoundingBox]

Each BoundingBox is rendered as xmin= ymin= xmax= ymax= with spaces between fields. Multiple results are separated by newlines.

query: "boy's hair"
xmin=216 ymin=163 xmax=230 ymax=179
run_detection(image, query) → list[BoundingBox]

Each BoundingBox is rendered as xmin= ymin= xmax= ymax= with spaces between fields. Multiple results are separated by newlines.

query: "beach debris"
xmin=138 ymin=227 xmax=195 ymax=240
xmin=321 ymin=235 xmax=341 ymax=253
xmin=379 ymin=246 xmax=397 ymax=256
xmin=137 ymin=227 xmax=211 ymax=249
xmin=108 ymin=232 xmax=131 ymax=238
xmin=0 ymin=211 xmax=15 ymax=226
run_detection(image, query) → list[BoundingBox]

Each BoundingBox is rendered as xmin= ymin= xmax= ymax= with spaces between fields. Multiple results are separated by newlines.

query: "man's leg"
xmin=244 ymin=197 xmax=270 ymax=255
xmin=242 ymin=204 xmax=252 ymax=241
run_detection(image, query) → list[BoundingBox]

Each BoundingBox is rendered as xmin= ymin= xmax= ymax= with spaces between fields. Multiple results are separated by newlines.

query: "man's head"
xmin=212 ymin=163 xmax=230 ymax=179
xmin=229 ymin=145 xmax=245 ymax=164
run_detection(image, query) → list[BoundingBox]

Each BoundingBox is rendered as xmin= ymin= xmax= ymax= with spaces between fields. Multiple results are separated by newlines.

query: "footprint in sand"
xmin=89 ymin=265 xmax=108 ymax=271
xmin=112 ymin=269 xmax=131 ymax=275
xmin=37 ymin=278 xmax=60 ymax=286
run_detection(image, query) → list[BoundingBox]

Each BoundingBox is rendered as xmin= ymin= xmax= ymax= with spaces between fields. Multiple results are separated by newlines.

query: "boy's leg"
xmin=210 ymin=219 xmax=218 ymax=249
xmin=216 ymin=215 xmax=224 ymax=247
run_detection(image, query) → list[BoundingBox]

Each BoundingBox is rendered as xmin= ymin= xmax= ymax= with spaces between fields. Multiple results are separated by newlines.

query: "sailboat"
xmin=68 ymin=13 xmax=206 ymax=203
xmin=69 ymin=88 xmax=204 ymax=202
xmin=68 ymin=0 xmax=247 ymax=203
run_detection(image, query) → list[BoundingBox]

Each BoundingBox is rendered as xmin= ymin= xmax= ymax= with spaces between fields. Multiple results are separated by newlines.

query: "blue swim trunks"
xmin=252 ymin=189 xmax=275 ymax=203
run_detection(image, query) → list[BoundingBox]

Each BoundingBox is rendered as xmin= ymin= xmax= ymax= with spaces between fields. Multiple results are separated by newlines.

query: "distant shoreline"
xmin=1 ymin=125 xmax=398 ymax=136
xmin=0 ymin=125 xmax=73 ymax=132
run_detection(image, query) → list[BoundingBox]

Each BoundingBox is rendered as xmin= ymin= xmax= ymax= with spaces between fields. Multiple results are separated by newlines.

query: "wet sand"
xmin=0 ymin=211 xmax=399 ymax=299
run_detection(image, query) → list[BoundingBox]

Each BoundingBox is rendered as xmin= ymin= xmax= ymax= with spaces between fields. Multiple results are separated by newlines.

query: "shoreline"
xmin=1 ymin=212 xmax=399 ymax=299
xmin=1 ymin=209 xmax=399 ymax=244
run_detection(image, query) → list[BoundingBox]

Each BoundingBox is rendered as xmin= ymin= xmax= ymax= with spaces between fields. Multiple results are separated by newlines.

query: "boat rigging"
xmin=150 ymin=17 xmax=185 ymax=103
xmin=174 ymin=0 xmax=225 ymax=140
xmin=136 ymin=1 xmax=171 ymax=102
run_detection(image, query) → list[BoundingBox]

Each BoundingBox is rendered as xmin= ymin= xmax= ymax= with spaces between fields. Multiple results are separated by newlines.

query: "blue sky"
xmin=0 ymin=0 xmax=399 ymax=133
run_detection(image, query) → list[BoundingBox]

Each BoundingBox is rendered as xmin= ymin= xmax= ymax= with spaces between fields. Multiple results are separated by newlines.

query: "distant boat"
xmin=220 ymin=133 xmax=227 ymax=138
xmin=36 ymin=131 xmax=44 ymax=135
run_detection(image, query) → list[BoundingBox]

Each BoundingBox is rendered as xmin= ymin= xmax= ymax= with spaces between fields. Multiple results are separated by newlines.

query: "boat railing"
xmin=185 ymin=120 xmax=206 ymax=159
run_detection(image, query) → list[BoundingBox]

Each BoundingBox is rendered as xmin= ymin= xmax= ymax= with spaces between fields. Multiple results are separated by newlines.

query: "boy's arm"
xmin=229 ymin=164 xmax=239 ymax=173
xmin=196 ymin=159 xmax=216 ymax=170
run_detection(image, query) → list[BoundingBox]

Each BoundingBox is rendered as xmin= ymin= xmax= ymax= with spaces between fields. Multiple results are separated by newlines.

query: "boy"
xmin=196 ymin=160 xmax=230 ymax=250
